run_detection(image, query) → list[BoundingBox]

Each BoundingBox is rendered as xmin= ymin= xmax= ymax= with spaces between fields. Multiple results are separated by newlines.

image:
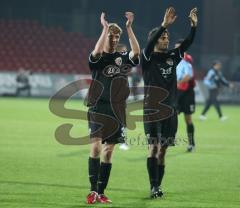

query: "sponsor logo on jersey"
xmin=103 ymin=65 xmax=120 ymax=77
xmin=102 ymin=64 xmax=132 ymax=77
xmin=159 ymin=67 xmax=173 ymax=79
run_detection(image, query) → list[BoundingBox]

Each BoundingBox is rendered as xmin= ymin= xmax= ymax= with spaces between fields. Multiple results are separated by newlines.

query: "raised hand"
xmin=125 ymin=12 xmax=134 ymax=28
xmin=189 ymin=7 xmax=198 ymax=27
xmin=100 ymin=12 xmax=108 ymax=28
xmin=162 ymin=7 xmax=177 ymax=28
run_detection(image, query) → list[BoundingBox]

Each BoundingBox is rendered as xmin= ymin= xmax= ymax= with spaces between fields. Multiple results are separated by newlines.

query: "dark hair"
xmin=148 ymin=27 xmax=169 ymax=41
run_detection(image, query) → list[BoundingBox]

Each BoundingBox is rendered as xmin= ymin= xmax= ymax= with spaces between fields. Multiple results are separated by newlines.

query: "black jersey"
xmin=88 ymin=51 xmax=139 ymax=106
xmin=142 ymin=48 xmax=182 ymax=106
xmin=142 ymin=26 xmax=196 ymax=107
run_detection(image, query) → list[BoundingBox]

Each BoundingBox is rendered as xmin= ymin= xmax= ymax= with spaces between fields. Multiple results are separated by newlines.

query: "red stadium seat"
xmin=0 ymin=19 xmax=96 ymax=74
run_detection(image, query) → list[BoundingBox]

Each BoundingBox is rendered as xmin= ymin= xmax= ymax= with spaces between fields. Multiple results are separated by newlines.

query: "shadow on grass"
xmin=0 ymin=199 xmax=88 ymax=208
xmin=1 ymin=198 xmax=149 ymax=208
xmin=57 ymin=150 xmax=89 ymax=157
xmin=0 ymin=180 xmax=137 ymax=192
xmin=0 ymin=180 xmax=87 ymax=190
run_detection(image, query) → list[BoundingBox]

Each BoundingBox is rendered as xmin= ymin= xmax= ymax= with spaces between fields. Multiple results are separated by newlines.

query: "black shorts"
xmin=177 ymin=89 xmax=195 ymax=115
xmin=144 ymin=111 xmax=178 ymax=147
xmin=88 ymin=102 xmax=126 ymax=144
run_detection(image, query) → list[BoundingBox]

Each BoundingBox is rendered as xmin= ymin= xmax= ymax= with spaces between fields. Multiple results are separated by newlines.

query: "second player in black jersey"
xmin=141 ymin=7 xmax=198 ymax=198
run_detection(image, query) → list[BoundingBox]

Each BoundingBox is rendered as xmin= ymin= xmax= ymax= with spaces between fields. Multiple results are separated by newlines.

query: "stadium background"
xmin=0 ymin=0 xmax=240 ymax=208
xmin=1 ymin=0 xmax=240 ymax=101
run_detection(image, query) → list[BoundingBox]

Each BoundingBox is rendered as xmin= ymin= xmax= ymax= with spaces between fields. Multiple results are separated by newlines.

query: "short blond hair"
xmin=108 ymin=23 xmax=122 ymax=35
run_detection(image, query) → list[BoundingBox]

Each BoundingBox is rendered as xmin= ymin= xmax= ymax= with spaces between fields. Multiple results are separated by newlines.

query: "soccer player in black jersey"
xmin=141 ymin=7 xmax=198 ymax=198
xmin=86 ymin=12 xmax=140 ymax=204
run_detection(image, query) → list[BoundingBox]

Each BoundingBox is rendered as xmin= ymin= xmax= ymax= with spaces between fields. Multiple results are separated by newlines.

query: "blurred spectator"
xmin=130 ymin=67 xmax=141 ymax=101
xmin=15 ymin=68 xmax=32 ymax=97
xmin=200 ymin=60 xmax=233 ymax=121
xmin=116 ymin=43 xmax=127 ymax=53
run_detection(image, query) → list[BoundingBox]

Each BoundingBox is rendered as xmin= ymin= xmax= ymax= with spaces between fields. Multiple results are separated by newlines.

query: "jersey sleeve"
xmin=140 ymin=51 xmax=148 ymax=73
xmin=219 ymin=72 xmax=230 ymax=87
xmin=176 ymin=61 xmax=185 ymax=81
xmin=88 ymin=52 xmax=104 ymax=71
xmin=123 ymin=51 xmax=140 ymax=67
xmin=179 ymin=27 xmax=196 ymax=56
xmin=185 ymin=62 xmax=193 ymax=78
xmin=172 ymin=48 xmax=183 ymax=64
xmin=203 ymin=70 xmax=215 ymax=88
xmin=144 ymin=26 xmax=167 ymax=60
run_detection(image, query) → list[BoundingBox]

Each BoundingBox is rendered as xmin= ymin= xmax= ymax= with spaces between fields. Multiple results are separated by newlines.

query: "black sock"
xmin=147 ymin=157 xmax=158 ymax=189
xmin=187 ymin=123 xmax=195 ymax=146
xmin=98 ymin=162 xmax=112 ymax=194
xmin=157 ymin=164 xmax=165 ymax=187
xmin=88 ymin=157 xmax=100 ymax=192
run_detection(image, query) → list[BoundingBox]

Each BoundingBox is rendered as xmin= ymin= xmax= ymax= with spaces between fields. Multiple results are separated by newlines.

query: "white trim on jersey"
xmin=178 ymin=48 xmax=183 ymax=59
xmin=142 ymin=49 xmax=151 ymax=62
xmin=89 ymin=52 xmax=102 ymax=63
xmin=129 ymin=51 xmax=140 ymax=66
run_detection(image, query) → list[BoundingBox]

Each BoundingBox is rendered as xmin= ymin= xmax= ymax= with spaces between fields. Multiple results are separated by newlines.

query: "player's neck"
xmin=154 ymin=47 xmax=167 ymax=53
xmin=104 ymin=45 xmax=116 ymax=54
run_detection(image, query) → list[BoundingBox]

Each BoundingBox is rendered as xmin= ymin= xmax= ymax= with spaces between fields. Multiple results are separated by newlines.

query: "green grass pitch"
xmin=0 ymin=97 xmax=240 ymax=208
